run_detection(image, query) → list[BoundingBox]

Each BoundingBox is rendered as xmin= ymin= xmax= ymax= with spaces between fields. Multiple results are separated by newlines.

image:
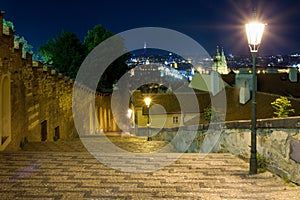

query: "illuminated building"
xmin=211 ymin=46 xmax=229 ymax=74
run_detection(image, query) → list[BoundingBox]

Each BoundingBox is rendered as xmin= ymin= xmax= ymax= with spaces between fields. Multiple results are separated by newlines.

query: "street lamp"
xmin=144 ymin=97 xmax=151 ymax=141
xmin=245 ymin=16 xmax=265 ymax=174
xmin=127 ymin=109 xmax=133 ymax=119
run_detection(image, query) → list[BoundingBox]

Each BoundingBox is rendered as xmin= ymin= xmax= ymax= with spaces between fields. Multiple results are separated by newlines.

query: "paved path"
xmin=21 ymin=135 xmax=178 ymax=153
xmin=0 ymin=136 xmax=299 ymax=199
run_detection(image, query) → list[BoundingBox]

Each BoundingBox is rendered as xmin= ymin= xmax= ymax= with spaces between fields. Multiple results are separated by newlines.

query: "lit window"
xmin=173 ymin=116 xmax=179 ymax=124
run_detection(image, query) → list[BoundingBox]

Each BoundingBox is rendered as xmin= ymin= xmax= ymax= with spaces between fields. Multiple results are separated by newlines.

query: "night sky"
xmin=2 ymin=0 xmax=300 ymax=56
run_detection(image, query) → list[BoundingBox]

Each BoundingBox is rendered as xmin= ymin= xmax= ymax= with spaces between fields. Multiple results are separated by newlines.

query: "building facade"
xmin=211 ymin=46 xmax=228 ymax=74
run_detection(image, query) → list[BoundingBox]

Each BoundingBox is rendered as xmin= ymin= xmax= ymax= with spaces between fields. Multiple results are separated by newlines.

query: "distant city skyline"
xmin=2 ymin=0 xmax=300 ymax=57
xmin=128 ymin=47 xmax=300 ymax=72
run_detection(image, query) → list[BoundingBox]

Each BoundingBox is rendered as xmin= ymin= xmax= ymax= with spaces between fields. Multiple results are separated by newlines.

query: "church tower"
xmin=212 ymin=46 xmax=228 ymax=74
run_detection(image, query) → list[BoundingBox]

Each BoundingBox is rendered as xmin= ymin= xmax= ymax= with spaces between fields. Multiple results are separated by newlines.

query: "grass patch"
xmin=257 ymin=153 xmax=267 ymax=173
xmin=282 ymin=176 xmax=291 ymax=184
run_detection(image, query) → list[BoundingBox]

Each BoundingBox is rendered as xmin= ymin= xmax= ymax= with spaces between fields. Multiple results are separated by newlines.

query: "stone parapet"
xmin=225 ymin=116 xmax=300 ymax=129
xmin=151 ymin=117 xmax=300 ymax=185
xmin=218 ymin=126 xmax=300 ymax=185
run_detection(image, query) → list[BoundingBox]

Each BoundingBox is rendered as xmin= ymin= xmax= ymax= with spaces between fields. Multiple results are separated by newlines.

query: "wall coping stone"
xmin=156 ymin=116 xmax=300 ymax=132
xmin=225 ymin=116 xmax=300 ymax=129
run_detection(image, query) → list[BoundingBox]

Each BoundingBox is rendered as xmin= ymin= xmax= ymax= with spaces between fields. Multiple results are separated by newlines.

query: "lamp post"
xmin=144 ymin=97 xmax=151 ymax=141
xmin=245 ymin=16 xmax=265 ymax=174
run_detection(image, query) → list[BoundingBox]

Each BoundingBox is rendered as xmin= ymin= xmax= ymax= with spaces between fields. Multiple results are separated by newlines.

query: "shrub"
xmin=203 ymin=107 xmax=224 ymax=124
xmin=257 ymin=153 xmax=267 ymax=173
xmin=271 ymin=96 xmax=295 ymax=118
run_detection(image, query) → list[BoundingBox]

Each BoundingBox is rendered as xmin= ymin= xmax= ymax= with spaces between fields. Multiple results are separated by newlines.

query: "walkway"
xmin=0 ymin=135 xmax=299 ymax=199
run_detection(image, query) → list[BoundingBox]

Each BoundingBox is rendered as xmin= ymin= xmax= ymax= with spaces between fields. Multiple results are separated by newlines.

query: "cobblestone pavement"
xmin=0 ymin=135 xmax=299 ymax=199
xmin=21 ymin=135 xmax=178 ymax=153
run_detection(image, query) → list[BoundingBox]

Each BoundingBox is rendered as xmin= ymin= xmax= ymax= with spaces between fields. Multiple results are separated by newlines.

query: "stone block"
xmin=290 ymin=139 xmax=300 ymax=163
xmin=289 ymin=67 xmax=298 ymax=83
xmin=239 ymin=85 xmax=250 ymax=104
xmin=51 ymin=69 xmax=56 ymax=75
xmin=32 ymin=60 xmax=42 ymax=67
xmin=3 ymin=26 xmax=9 ymax=35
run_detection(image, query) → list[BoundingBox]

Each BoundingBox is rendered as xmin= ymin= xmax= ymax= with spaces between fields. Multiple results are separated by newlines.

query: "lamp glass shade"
xmin=144 ymin=97 xmax=151 ymax=107
xmin=246 ymin=22 xmax=265 ymax=46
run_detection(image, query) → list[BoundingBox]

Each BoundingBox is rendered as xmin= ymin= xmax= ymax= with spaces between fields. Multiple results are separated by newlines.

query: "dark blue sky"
xmin=2 ymin=0 xmax=300 ymax=56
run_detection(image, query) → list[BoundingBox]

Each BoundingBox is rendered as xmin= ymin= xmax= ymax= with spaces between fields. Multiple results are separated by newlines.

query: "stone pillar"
xmin=289 ymin=67 xmax=298 ymax=83
xmin=99 ymin=107 xmax=103 ymax=132
xmin=112 ymin=119 xmax=118 ymax=132
xmin=239 ymin=82 xmax=250 ymax=104
xmin=0 ymin=75 xmax=12 ymax=150
xmin=89 ymin=103 xmax=94 ymax=134
xmin=104 ymin=108 xmax=107 ymax=132
xmin=108 ymin=108 xmax=111 ymax=131
xmin=210 ymin=71 xmax=219 ymax=96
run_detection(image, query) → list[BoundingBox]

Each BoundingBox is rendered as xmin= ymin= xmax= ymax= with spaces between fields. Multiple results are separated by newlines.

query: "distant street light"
xmin=245 ymin=15 xmax=265 ymax=174
xmin=127 ymin=109 xmax=133 ymax=119
xmin=144 ymin=97 xmax=152 ymax=141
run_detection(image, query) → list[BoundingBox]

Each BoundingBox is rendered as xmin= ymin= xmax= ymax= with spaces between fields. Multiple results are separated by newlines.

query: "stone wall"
xmin=217 ymin=117 xmax=300 ymax=185
xmin=0 ymin=11 xmax=117 ymax=151
xmin=0 ymin=11 xmax=78 ymax=150
xmin=151 ymin=126 xmax=206 ymax=153
xmin=73 ymin=87 xmax=118 ymax=136
xmin=152 ymin=117 xmax=300 ymax=185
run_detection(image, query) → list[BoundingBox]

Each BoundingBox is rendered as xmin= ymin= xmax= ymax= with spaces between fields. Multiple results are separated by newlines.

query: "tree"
xmin=38 ymin=30 xmax=87 ymax=78
xmin=3 ymin=19 xmax=14 ymax=30
xmin=271 ymin=96 xmax=295 ymax=118
xmin=96 ymin=51 xmax=130 ymax=93
xmin=84 ymin=24 xmax=114 ymax=52
xmin=38 ymin=25 xmax=130 ymax=92
xmin=83 ymin=25 xmax=130 ymax=93
xmin=203 ymin=106 xmax=224 ymax=124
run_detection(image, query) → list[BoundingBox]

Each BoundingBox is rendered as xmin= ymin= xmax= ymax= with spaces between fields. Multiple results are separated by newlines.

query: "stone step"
xmin=0 ymin=151 xmax=299 ymax=199
xmin=22 ymin=135 xmax=178 ymax=153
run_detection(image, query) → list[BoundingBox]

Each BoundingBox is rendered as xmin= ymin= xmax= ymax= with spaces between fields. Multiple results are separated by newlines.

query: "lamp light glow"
xmin=245 ymin=22 xmax=265 ymax=52
xmin=144 ymin=97 xmax=151 ymax=108
xmin=127 ymin=109 xmax=133 ymax=118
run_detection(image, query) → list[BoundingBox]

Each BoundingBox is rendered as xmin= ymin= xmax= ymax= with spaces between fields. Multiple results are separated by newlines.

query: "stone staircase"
xmin=21 ymin=134 xmax=178 ymax=153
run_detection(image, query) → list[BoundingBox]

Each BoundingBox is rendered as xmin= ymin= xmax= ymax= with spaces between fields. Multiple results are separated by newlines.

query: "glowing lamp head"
xmin=144 ymin=97 xmax=151 ymax=107
xmin=245 ymin=21 xmax=265 ymax=52
xmin=127 ymin=109 xmax=133 ymax=118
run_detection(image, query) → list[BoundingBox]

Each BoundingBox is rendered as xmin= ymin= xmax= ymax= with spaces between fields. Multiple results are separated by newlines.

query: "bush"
xmin=271 ymin=96 xmax=295 ymax=118
xmin=203 ymin=107 xmax=224 ymax=124
xmin=257 ymin=153 xmax=267 ymax=173
xmin=282 ymin=176 xmax=291 ymax=183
